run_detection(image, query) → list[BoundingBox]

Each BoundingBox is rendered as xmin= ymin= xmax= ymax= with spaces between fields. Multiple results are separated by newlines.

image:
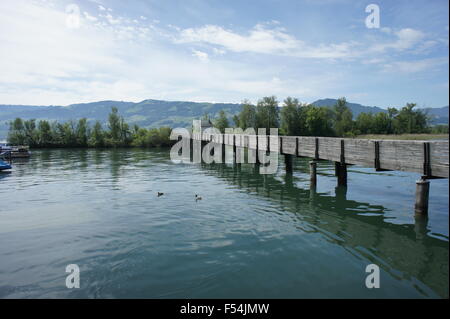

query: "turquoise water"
xmin=0 ymin=148 xmax=448 ymax=298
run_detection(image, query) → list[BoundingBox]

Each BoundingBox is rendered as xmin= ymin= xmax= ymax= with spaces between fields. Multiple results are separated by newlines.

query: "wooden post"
xmin=414 ymin=215 xmax=428 ymax=240
xmin=309 ymin=160 xmax=317 ymax=187
xmin=285 ymin=154 xmax=293 ymax=174
xmin=221 ymin=142 xmax=226 ymax=164
xmin=189 ymin=138 xmax=193 ymax=162
xmin=255 ymin=134 xmax=260 ymax=165
xmin=335 ymin=162 xmax=347 ymax=187
xmin=232 ymin=135 xmax=237 ymax=164
xmin=415 ymin=178 xmax=430 ymax=216
xmin=335 ymin=185 xmax=347 ymax=202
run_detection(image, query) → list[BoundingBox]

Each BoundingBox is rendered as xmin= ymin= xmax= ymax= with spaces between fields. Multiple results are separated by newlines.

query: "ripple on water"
xmin=0 ymin=149 xmax=448 ymax=298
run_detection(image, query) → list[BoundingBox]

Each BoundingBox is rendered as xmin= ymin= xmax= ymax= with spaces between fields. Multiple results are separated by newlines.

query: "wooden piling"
xmin=285 ymin=154 xmax=293 ymax=174
xmin=309 ymin=161 xmax=317 ymax=187
xmin=335 ymin=162 xmax=347 ymax=187
xmin=415 ymin=178 xmax=430 ymax=216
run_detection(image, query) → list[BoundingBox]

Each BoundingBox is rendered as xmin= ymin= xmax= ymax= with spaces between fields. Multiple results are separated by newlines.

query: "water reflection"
xmin=1 ymin=149 xmax=447 ymax=298
xmin=198 ymin=160 xmax=449 ymax=298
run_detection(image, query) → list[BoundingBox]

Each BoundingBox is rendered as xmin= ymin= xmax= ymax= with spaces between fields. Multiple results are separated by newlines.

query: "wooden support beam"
xmin=336 ymin=162 xmax=347 ymax=187
xmin=309 ymin=160 xmax=317 ymax=187
xmin=415 ymin=178 xmax=430 ymax=216
xmin=285 ymin=154 xmax=293 ymax=174
xmin=423 ymin=142 xmax=432 ymax=178
xmin=315 ymin=138 xmax=319 ymax=160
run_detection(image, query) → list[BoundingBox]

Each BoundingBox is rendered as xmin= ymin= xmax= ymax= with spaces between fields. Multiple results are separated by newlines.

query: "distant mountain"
xmin=311 ymin=98 xmax=387 ymax=117
xmin=311 ymin=98 xmax=448 ymax=125
xmin=423 ymin=106 xmax=449 ymax=125
xmin=0 ymin=99 xmax=242 ymax=139
xmin=0 ymin=98 xmax=447 ymax=139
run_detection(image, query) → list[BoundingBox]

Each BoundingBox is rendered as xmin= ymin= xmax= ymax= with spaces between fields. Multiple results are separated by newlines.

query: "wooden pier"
xmin=190 ymin=130 xmax=449 ymax=216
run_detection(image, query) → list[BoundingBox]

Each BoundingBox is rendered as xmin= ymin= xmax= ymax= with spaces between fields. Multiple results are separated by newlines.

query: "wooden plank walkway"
xmin=192 ymin=132 xmax=449 ymax=178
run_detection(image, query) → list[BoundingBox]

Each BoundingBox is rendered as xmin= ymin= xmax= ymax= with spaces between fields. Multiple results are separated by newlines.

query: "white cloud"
xmin=382 ymin=57 xmax=448 ymax=74
xmin=213 ymin=47 xmax=226 ymax=55
xmin=192 ymin=50 xmax=209 ymax=62
xmin=84 ymin=11 xmax=98 ymax=22
xmin=0 ymin=0 xmax=446 ymax=107
xmin=176 ymin=24 xmax=358 ymax=59
xmin=104 ymin=13 xmax=121 ymax=25
xmin=370 ymin=28 xmax=426 ymax=52
xmin=0 ymin=1 xmax=329 ymax=105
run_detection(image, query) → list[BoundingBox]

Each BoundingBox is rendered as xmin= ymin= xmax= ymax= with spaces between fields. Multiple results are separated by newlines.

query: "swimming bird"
xmin=157 ymin=192 xmax=164 ymax=197
xmin=195 ymin=194 xmax=202 ymax=200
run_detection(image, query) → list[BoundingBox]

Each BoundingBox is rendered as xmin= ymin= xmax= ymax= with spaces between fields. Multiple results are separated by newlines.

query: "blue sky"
xmin=0 ymin=0 xmax=448 ymax=108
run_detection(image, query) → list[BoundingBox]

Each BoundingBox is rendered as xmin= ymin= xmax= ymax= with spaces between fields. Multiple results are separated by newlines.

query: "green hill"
xmin=1 ymin=98 xmax=447 ymax=139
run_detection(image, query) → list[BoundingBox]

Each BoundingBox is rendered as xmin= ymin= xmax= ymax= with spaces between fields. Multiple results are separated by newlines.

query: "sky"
xmin=0 ymin=0 xmax=448 ymax=108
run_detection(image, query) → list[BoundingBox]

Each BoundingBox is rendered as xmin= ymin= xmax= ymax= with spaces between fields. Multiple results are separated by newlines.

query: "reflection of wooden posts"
xmin=335 ymin=162 xmax=347 ymax=187
xmin=285 ymin=154 xmax=293 ymax=174
xmin=336 ymin=139 xmax=347 ymax=186
xmin=335 ymin=186 xmax=347 ymax=202
xmin=235 ymin=135 xmax=243 ymax=166
xmin=309 ymin=161 xmax=317 ymax=188
xmin=232 ymin=135 xmax=237 ymax=164
xmin=415 ymin=178 xmax=430 ymax=216
xmin=414 ymin=215 xmax=428 ymax=240
xmin=221 ymin=134 xmax=226 ymax=164
xmin=255 ymin=134 xmax=260 ymax=165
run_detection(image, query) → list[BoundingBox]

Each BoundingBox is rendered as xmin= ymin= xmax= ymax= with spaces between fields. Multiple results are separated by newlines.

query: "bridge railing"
xmin=191 ymin=133 xmax=449 ymax=178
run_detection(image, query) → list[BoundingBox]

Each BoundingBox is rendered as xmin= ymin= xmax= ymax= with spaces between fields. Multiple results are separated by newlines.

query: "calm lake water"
xmin=0 ymin=148 xmax=448 ymax=298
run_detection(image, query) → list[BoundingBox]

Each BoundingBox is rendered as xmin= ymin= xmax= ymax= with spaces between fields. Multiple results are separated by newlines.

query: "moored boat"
xmin=0 ymin=143 xmax=31 ymax=158
xmin=0 ymin=159 xmax=12 ymax=171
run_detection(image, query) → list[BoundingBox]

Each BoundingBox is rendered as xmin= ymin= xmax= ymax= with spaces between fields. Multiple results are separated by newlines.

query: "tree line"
xmin=213 ymin=96 xmax=443 ymax=137
xmin=7 ymin=98 xmax=446 ymax=148
xmin=7 ymin=107 xmax=173 ymax=148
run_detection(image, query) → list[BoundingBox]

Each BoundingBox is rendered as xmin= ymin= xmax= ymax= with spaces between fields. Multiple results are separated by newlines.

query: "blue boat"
xmin=0 ymin=159 xmax=12 ymax=171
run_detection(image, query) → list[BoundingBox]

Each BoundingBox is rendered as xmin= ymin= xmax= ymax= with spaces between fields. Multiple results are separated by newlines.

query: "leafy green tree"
xmin=236 ymin=100 xmax=257 ymax=130
xmin=304 ymin=105 xmax=335 ymax=136
xmin=55 ymin=121 xmax=76 ymax=146
xmin=232 ymin=114 xmax=240 ymax=128
xmin=280 ymin=97 xmax=304 ymax=136
xmin=107 ymin=107 xmax=122 ymax=146
xmin=157 ymin=127 xmax=172 ymax=147
xmin=119 ymin=118 xmax=131 ymax=145
xmin=76 ymin=118 xmax=88 ymax=147
xmin=393 ymin=103 xmax=429 ymax=134
xmin=372 ymin=112 xmax=391 ymax=134
xmin=333 ymin=97 xmax=354 ymax=136
xmin=88 ymin=121 xmax=105 ymax=147
xmin=355 ymin=113 xmax=374 ymax=135
xmin=8 ymin=118 xmax=26 ymax=145
xmin=38 ymin=120 xmax=53 ymax=146
xmin=256 ymin=96 xmax=279 ymax=132
xmin=431 ymin=125 xmax=449 ymax=134
xmin=214 ymin=110 xmax=229 ymax=133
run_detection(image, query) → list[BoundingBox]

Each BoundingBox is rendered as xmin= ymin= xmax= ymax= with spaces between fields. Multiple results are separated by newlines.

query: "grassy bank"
xmin=357 ymin=134 xmax=448 ymax=140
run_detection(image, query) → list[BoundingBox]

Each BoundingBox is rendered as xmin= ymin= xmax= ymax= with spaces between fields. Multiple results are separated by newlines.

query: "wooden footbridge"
xmin=188 ymin=125 xmax=448 ymax=216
